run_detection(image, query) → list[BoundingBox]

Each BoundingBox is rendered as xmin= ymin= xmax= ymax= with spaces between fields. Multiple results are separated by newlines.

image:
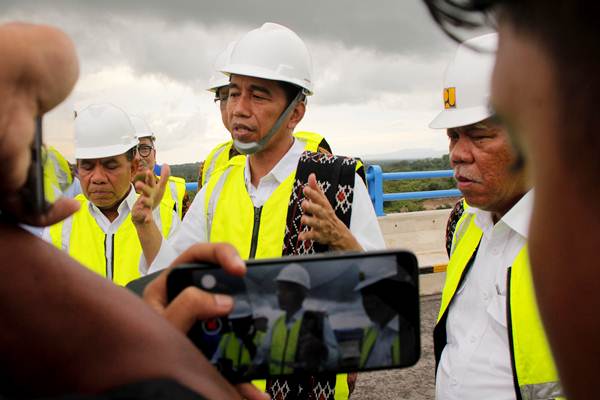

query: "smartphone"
xmin=166 ymin=250 xmax=420 ymax=383
xmin=18 ymin=117 xmax=47 ymax=215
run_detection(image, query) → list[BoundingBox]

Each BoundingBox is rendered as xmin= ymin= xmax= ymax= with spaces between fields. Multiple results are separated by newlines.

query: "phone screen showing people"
xmin=167 ymin=250 xmax=420 ymax=382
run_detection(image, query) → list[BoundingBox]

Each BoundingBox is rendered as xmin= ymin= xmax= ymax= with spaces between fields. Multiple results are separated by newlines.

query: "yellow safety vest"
xmin=162 ymin=175 xmax=186 ymax=220
xmin=48 ymin=193 xmax=171 ymax=287
xmin=269 ymin=315 xmax=303 ymax=375
xmin=358 ymin=326 xmax=400 ymax=368
xmin=217 ymin=331 xmax=265 ymax=370
xmin=436 ymin=212 xmax=563 ymax=400
xmin=200 ymin=131 xmax=331 ymax=188
xmin=43 ymin=146 xmax=73 ymax=202
xmin=203 ymin=136 xmax=325 ymax=260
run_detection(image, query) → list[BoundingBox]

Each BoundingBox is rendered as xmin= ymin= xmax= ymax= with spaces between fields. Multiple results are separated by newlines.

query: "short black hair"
xmin=125 ymin=146 xmax=136 ymax=161
xmin=278 ymin=81 xmax=304 ymax=105
xmin=423 ymin=0 xmax=600 ymax=185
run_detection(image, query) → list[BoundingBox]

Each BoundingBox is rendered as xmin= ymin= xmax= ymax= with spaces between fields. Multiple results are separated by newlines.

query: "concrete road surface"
xmin=351 ymin=295 xmax=441 ymax=400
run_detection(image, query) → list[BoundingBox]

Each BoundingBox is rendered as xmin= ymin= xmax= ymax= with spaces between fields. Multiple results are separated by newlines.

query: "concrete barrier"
xmin=379 ymin=209 xmax=450 ymax=295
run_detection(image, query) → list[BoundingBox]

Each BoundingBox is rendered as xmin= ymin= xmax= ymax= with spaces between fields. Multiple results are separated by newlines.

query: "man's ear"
xmin=287 ymin=101 xmax=306 ymax=130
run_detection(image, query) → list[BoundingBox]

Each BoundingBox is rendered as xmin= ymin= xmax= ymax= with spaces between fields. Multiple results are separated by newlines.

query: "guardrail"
xmin=166 ymin=164 xmax=461 ymax=217
xmin=366 ymin=165 xmax=461 ymax=217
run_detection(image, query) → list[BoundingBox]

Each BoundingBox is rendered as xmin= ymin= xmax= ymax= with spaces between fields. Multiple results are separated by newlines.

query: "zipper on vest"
xmin=248 ymin=206 xmax=263 ymax=259
xmin=105 ymin=234 xmax=115 ymax=282
xmin=505 ymin=267 xmax=522 ymax=400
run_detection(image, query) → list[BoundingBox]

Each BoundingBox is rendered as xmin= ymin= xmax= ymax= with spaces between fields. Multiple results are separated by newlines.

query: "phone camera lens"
xmin=201 ymin=274 xmax=216 ymax=290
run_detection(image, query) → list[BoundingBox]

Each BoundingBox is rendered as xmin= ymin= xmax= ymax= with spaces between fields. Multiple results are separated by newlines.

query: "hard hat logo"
xmin=444 ymin=87 xmax=456 ymax=109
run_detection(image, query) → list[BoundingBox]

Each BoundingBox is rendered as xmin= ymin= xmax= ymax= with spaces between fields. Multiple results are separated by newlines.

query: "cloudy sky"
xmin=1 ymin=0 xmax=462 ymax=164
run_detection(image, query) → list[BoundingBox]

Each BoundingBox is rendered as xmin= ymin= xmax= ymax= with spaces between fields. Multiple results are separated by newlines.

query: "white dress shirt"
xmin=143 ymin=138 xmax=385 ymax=274
xmin=436 ymin=190 xmax=534 ymax=400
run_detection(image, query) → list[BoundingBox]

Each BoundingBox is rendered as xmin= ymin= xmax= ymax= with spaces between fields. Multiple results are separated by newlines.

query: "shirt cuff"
xmin=139 ymin=239 xmax=178 ymax=275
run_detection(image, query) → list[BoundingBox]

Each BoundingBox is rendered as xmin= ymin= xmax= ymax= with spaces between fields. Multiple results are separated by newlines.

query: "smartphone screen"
xmin=167 ymin=250 xmax=420 ymax=382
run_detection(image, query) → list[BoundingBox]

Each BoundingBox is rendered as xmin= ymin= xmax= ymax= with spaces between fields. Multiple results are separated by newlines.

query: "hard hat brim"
xmin=206 ymin=78 xmax=230 ymax=93
xmin=222 ymin=63 xmax=313 ymax=96
xmin=75 ymin=142 xmax=137 ymax=160
xmin=429 ymin=105 xmax=493 ymax=129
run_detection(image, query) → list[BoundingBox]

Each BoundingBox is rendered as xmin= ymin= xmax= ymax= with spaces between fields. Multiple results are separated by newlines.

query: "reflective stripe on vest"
xmin=269 ymin=315 xmax=302 ymax=375
xmin=219 ymin=331 xmax=266 ymax=370
xmin=44 ymin=146 xmax=73 ymax=202
xmin=157 ymin=175 xmax=186 ymax=239
xmin=162 ymin=175 xmax=186 ymax=219
xmin=359 ymin=326 xmax=400 ymax=368
xmin=437 ymin=212 xmax=562 ymax=399
xmin=202 ymin=141 xmax=234 ymax=187
xmin=48 ymin=194 xmax=142 ymax=286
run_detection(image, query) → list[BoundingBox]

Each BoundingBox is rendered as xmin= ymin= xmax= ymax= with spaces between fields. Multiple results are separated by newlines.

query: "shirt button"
xmin=470 ymin=335 xmax=477 ymax=344
xmin=483 ymin=292 xmax=490 ymax=301
xmin=491 ymin=247 xmax=500 ymax=256
xmin=451 ymin=378 xmax=458 ymax=387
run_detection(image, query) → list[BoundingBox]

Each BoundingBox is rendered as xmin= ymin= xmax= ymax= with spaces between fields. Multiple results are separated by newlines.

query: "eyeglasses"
xmin=137 ymin=144 xmax=154 ymax=157
xmin=214 ymin=87 xmax=229 ymax=103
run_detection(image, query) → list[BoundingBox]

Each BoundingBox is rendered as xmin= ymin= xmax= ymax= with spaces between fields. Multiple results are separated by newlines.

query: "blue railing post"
xmin=367 ymin=165 xmax=385 ymax=217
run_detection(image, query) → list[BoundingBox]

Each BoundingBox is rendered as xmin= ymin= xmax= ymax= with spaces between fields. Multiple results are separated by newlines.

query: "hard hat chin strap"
xmin=233 ymin=90 xmax=305 ymax=155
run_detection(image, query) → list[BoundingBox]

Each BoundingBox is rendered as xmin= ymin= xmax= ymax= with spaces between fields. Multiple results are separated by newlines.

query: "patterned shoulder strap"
xmin=282 ymin=151 xmax=357 ymax=256
xmin=445 ymin=198 xmax=466 ymax=257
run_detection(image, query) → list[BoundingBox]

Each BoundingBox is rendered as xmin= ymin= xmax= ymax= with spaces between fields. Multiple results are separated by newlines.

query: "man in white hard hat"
xmin=354 ymin=262 xmax=418 ymax=370
xmin=429 ymin=33 xmax=560 ymax=399
xmin=211 ymin=299 xmax=266 ymax=375
xmin=43 ymin=103 xmax=175 ymax=286
xmin=130 ymin=114 xmax=188 ymax=222
xmin=133 ymin=23 xmax=382 ymax=398
xmin=136 ymin=21 xmax=383 ymax=278
xmin=253 ymin=264 xmax=339 ymax=376
xmin=198 ymin=41 xmax=333 ymax=189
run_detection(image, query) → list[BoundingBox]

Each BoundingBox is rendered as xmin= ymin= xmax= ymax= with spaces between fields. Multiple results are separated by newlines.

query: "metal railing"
xmin=169 ymin=164 xmax=461 ymax=217
xmin=366 ymin=165 xmax=461 ymax=216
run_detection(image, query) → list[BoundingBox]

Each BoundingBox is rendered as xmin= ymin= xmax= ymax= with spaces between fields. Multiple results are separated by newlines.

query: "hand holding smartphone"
xmin=161 ymin=250 xmax=421 ymax=383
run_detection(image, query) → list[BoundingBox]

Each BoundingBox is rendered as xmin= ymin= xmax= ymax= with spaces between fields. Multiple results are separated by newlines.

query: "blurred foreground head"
xmin=0 ymin=22 xmax=78 ymax=198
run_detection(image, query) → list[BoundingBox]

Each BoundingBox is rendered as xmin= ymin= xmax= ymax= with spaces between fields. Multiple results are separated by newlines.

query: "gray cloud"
xmin=1 ymin=0 xmax=453 ymax=57
xmin=0 ymin=1 xmax=459 ymax=162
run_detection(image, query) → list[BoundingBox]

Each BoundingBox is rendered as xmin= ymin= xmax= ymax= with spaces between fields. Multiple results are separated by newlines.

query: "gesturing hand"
xmin=132 ymin=164 xmax=170 ymax=226
xmin=298 ymin=173 xmax=362 ymax=251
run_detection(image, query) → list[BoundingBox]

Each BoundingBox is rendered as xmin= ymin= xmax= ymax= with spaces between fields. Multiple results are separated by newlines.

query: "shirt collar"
xmin=466 ymin=189 xmax=534 ymax=239
xmin=244 ymin=138 xmax=304 ymax=187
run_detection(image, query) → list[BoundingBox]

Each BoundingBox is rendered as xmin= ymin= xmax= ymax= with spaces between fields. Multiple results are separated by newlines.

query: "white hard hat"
xmin=429 ymin=33 xmax=498 ymax=129
xmin=221 ymin=22 xmax=314 ymax=95
xmin=130 ymin=114 xmax=155 ymax=140
xmin=75 ymin=103 xmax=137 ymax=159
xmin=207 ymin=41 xmax=236 ymax=93
xmin=275 ymin=263 xmax=311 ymax=290
xmin=230 ymin=299 xmax=252 ymax=319
xmin=354 ymin=261 xmax=398 ymax=291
